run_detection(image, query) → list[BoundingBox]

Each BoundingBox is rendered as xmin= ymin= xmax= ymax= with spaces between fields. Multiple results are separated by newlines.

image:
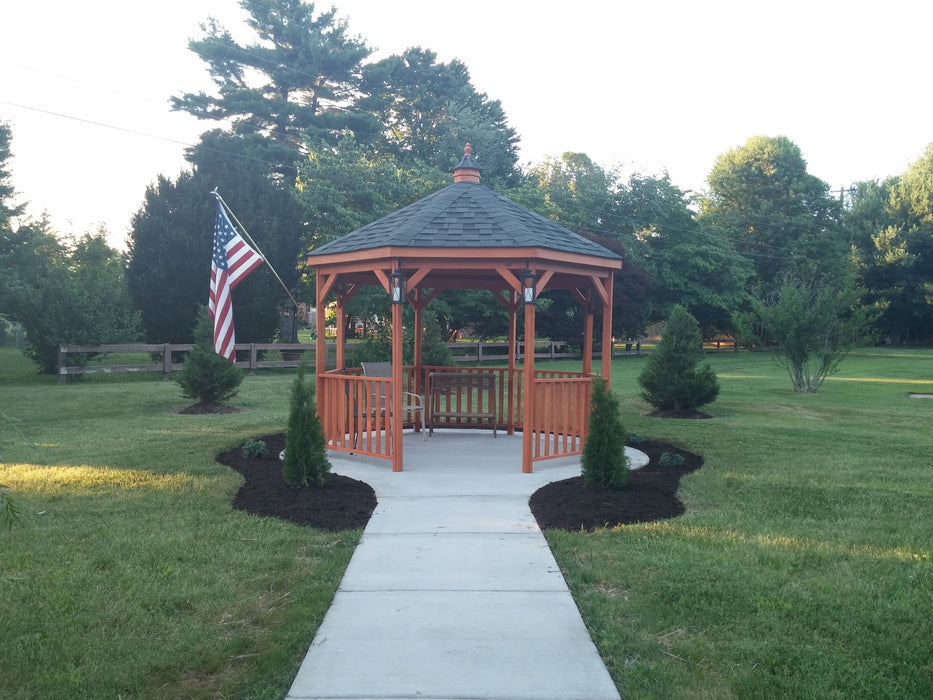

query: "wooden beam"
xmin=496 ymin=266 xmax=521 ymax=293
xmin=491 ymin=289 xmax=521 ymax=312
xmin=409 ymin=287 xmax=441 ymax=310
xmin=590 ymin=275 xmax=609 ymax=307
xmin=317 ymin=272 xmax=338 ymax=302
xmin=407 ymin=267 xmax=431 ymax=289
xmin=373 ymin=268 xmax=390 ymax=293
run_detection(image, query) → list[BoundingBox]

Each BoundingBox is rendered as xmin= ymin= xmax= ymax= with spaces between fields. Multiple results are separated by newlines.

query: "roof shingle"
xmin=307 ymin=182 xmax=622 ymax=260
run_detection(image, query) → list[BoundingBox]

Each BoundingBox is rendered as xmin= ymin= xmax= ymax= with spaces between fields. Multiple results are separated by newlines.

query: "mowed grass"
xmin=547 ymin=348 xmax=933 ymax=699
xmin=0 ymin=348 xmax=359 ymax=699
xmin=2 ymin=346 xmax=932 ymax=698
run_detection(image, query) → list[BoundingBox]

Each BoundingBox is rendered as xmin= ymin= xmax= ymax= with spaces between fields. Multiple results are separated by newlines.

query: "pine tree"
xmin=637 ymin=305 xmax=719 ymax=414
xmin=283 ymin=362 xmax=331 ymax=488
xmin=175 ymin=306 xmax=244 ymax=408
xmin=581 ymin=377 xmax=629 ymax=489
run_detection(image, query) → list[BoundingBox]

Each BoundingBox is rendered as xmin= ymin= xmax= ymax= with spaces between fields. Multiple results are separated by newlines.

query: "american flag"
xmin=208 ymin=200 xmax=264 ymax=361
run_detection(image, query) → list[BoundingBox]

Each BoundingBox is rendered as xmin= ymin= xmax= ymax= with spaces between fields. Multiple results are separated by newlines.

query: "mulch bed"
xmin=529 ymin=440 xmax=703 ymax=531
xmin=217 ymin=434 xmax=377 ymax=531
xmin=217 ymin=435 xmax=701 ymax=533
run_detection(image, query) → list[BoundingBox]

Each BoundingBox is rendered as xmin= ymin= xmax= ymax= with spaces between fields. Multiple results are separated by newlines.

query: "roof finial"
xmin=453 ymin=142 xmax=481 ymax=184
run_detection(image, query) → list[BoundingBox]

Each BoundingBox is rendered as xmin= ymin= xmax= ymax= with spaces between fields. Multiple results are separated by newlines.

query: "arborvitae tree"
xmin=581 ymin=377 xmax=629 ymax=489
xmin=175 ymin=306 xmax=244 ymax=408
xmin=638 ymin=305 xmax=719 ymax=414
xmin=283 ymin=361 xmax=330 ymax=488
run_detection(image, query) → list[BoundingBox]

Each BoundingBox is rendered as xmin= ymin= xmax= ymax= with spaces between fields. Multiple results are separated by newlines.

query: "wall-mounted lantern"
xmin=520 ymin=268 xmax=536 ymax=305
xmin=389 ymin=269 xmax=407 ymax=305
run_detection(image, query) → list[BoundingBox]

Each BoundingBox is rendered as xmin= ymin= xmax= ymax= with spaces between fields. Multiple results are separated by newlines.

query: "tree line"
xmin=1 ymin=0 xmax=931 ymax=374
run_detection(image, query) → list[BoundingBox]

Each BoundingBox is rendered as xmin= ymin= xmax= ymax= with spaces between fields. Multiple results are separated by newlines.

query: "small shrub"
xmin=582 ymin=377 xmax=629 ymax=489
xmin=282 ymin=362 xmax=331 ymax=488
xmin=659 ymin=451 xmax=685 ymax=467
xmin=628 ymin=433 xmax=645 ymax=446
xmin=241 ymin=440 xmax=267 ymax=459
xmin=637 ymin=304 xmax=719 ymax=414
xmin=175 ymin=306 xmax=244 ymax=407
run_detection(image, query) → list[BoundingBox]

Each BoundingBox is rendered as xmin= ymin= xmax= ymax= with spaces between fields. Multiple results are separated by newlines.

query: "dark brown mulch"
xmin=529 ymin=440 xmax=703 ymax=532
xmin=217 ymin=434 xmax=377 ymax=531
xmin=217 ymin=435 xmax=701 ymax=533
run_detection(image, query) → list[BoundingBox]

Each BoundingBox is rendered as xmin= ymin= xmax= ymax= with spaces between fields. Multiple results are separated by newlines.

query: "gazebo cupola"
xmin=308 ymin=144 xmax=623 ymax=473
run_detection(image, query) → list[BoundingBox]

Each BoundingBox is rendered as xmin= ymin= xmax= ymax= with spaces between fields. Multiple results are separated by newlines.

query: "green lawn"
xmin=1 ymin=346 xmax=931 ymax=698
xmin=0 ymin=348 xmax=359 ymax=699
xmin=550 ymin=348 xmax=933 ymax=699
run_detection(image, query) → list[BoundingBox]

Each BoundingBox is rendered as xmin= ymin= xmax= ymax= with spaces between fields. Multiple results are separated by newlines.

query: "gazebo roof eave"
xmin=306 ymin=245 xmax=623 ymax=272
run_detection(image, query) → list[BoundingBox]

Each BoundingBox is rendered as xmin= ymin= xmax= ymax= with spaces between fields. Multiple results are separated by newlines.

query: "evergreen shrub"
xmin=637 ymin=304 xmax=719 ymax=414
xmin=175 ymin=306 xmax=244 ymax=407
xmin=581 ymin=376 xmax=629 ymax=489
xmin=282 ymin=362 xmax=331 ymax=488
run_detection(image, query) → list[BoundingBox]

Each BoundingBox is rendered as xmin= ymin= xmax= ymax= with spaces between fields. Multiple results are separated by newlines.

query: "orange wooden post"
xmin=583 ymin=306 xmax=594 ymax=376
xmin=314 ymin=279 xmax=327 ymax=401
xmin=601 ymin=274 xmax=614 ymax=381
xmin=522 ymin=299 xmax=535 ymax=473
xmin=507 ymin=295 xmax=518 ymax=434
xmin=391 ymin=298 xmax=404 ymax=472
xmin=334 ymin=300 xmax=345 ymax=370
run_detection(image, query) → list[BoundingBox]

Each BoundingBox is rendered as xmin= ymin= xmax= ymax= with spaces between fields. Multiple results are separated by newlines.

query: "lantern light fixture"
xmin=389 ymin=269 xmax=407 ymax=305
xmin=520 ymin=268 xmax=536 ymax=305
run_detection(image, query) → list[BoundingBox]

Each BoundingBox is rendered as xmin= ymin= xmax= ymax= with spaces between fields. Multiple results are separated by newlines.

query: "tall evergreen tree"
xmin=126 ymin=131 xmax=307 ymax=343
xmin=171 ymin=0 xmax=375 ymax=147
xmin=0 ymin=122 xmax=25 ymax=229
xmin=359 ymin=47 xmax=521 ymax=186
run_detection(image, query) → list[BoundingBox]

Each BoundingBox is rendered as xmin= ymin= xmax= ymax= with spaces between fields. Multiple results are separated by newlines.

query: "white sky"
xmin=2 ymin=0 xmax=931 ymax=250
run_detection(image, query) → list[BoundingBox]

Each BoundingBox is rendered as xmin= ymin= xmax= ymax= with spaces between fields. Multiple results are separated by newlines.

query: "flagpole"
xmin=211 ymin=189 xmax=303 ymax=312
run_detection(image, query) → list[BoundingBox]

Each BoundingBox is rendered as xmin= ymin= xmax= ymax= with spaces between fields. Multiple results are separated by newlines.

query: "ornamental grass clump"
xmin=637 ymin=304 xmax=719 ymax=414
xmin=581 ymin=376 xmax=629 ymax=489
xmin=282 ymin=362 xmax=331 ymax=488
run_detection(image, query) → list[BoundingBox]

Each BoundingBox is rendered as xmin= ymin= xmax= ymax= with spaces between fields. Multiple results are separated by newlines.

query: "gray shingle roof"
xmin=307 ymin=182 xmax=622 ymax=260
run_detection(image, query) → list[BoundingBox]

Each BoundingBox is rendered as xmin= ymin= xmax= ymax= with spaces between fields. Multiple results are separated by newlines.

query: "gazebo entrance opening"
xmin=308 ymin=145 xmax=622 ymax=472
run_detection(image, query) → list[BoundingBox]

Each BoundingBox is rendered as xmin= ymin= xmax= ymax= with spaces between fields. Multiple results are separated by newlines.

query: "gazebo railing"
xmin=528 ymin=375 xmax=593 ymax=461
xmin=318 ymin=367 xmax=421 ymax=460
xmin=318 ymin=366 xmax=595 ymax=465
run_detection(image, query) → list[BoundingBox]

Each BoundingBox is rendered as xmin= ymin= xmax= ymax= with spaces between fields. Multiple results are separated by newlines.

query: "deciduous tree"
xmin=736 ymin=271 xmax=875 ymax=393
xmin=700 ymin=135 xmax=845 ymax=288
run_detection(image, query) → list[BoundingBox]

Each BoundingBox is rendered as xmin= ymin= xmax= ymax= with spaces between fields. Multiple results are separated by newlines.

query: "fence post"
xmin=249 ymin=344 xmax=257 ymax=374
xmin=162 ymin=343 xmax=171 ymax=380
xmin=58 ymin=345 xmax=67 ymax=384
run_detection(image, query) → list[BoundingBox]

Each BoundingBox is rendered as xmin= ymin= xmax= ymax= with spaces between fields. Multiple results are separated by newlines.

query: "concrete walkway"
xmin=285 ymin=430 xmax=641 ymax=700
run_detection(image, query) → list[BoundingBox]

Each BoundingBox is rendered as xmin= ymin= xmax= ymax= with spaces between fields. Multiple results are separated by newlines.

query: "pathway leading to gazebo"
xmin=285 ymin=429 xmax=639 ymax=700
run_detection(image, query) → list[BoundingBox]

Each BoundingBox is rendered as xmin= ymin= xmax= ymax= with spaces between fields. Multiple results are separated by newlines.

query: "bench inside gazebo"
xmin=308 ymin=145 xmax=622 ymax=473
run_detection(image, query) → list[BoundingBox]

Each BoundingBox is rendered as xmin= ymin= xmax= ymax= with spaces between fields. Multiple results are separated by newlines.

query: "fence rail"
xmin=56 ymin=342 xmax=315 ymax=383
xmin=56 ymin=338 xmax=740 ymax=382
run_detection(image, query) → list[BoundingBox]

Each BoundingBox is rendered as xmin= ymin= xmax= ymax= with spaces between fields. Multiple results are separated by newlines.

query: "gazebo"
xmin=308 ymin=145 xmax=622 ymax=472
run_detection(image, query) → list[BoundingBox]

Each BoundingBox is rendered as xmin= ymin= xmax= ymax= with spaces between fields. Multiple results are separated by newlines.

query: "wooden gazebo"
xmin=308 ymin=145 xmax=622 ymax=472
